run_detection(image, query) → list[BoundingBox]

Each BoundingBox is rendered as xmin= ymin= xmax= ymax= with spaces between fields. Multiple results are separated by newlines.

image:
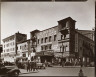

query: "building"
xmin=16 ymin=39 xmax=36 ymax=62
xmin=1 ymin=32 xmax=27 ymax=62
xmin=29 ymin=17 xmax=76 ymax=63
xmin=29 ymin=17 xmax=94 ymax=66
xmin=77 ymin=29 xmax=95 ymax=41
xmin=75 ymin=30 xmax=95 ymax=66
xmin=1 ymin=17 xmax=94 ymax=66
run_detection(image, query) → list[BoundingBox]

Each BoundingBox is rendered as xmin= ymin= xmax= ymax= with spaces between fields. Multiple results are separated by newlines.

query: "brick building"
xmin=29 ymin=17 xmax=94 ymax=66
xmin=1 ymin=32 xmax=27 ymax=62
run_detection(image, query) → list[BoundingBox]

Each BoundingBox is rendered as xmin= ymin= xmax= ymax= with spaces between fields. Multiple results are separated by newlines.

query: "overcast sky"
xmin=1 ymin=0 xmax=95 ymax=44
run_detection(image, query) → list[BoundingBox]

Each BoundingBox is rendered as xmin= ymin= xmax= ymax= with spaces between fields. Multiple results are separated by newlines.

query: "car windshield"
xmin=5 ymin=66 xmax=15 ymax=69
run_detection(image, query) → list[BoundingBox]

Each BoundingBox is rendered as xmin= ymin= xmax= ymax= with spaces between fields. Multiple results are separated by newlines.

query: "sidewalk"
xmin=20 ymin=69 xmax=39 ymax=74
xmin=52 ymin=65 xmax=81 ymax=68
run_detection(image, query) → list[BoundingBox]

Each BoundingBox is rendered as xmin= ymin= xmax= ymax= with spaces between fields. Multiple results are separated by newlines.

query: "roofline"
xmin=2 ymin=32 xmax=27 ymax=42
xmin=75 ymin=30 xmax=94 ymax=43
xmin=30 ymin=25 xmax=58 ymax=34
xmin=76 ymin=29 xmax=95 ymax=32
xmin=17 ymin=39 xmax=30 ymax=44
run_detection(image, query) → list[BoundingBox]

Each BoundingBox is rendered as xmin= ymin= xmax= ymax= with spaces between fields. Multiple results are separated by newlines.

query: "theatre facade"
xmin=30 ymin=17 xmax=76 ymax=63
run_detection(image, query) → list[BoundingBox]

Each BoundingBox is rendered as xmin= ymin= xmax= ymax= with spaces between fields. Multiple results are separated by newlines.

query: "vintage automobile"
xmin=0 ymin=63 xmax=21 ymax=77
xmin=37 ymin=62 xmax=46 ymax=69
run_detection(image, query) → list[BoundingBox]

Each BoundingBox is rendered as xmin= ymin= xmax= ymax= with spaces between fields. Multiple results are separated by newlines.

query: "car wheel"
xmin=14 ymin=71 xmax=19 ymax=76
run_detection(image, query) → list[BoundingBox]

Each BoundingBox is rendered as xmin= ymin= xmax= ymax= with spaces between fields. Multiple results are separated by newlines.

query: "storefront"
xmin=35 ymin=51 xmax=54 ymax=63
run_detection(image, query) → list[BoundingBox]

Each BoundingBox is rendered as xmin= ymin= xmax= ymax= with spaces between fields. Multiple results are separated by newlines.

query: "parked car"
xmin=37 ymin=62 xmax=46 ymax=69
xmin=0 ymin=63 xmax=20 ymax=77
xmin=47 ymin=62 xmax=53 ymax=67
xmin=65 ymin=62 xmax=74 ymax=66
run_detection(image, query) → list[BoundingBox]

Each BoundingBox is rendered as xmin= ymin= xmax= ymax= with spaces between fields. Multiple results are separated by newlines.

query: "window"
xmin=20 ymin=46 xmax=21 ymax=49
xmin=17 ymin=47 xmax=18 ymax=50
xmin=13 ymin=48 xmax=14 ymax=51
xmin=54 ymin=35 xmax=57 ymax=41
xmin=49 ymin=45 xmax=52 ymax=49
xmin=13 ymin=42 xmax=14 ymax=45
xmin=38 ymin=39 xmax=39 ymax=44
xmin=23 ymin=53 xmax=26 ymax=57
xmin=41 ymin=46 xmax=43 ymax=50
xmin=45 ymin=46 xmax=48 ymax=50
xmin=61 ymin=35 xmax=63 ymax=40
xmin=41 ymin=38 xmax=43 ymax=43
xmin=45 ymin=37 xmax=48 ymax=43
xmin=49 ymin=36 xmax=51 ymax=42
xmin=25 ymin=45 xmax=26 ymax=47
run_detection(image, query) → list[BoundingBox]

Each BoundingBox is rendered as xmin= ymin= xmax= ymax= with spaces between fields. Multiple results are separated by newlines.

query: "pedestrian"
xmin=27 ymin=60 xmax=30 ymax=72
xmin=30 ymin=61 xmax=34 ymax=71
xmin=33 ymin=61 xmax=38 ymax=72
xmin=78 ymin=69 xmax=84 ymax=77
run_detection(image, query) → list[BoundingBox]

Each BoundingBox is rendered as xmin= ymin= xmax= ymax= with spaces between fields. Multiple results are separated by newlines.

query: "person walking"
xmin=33 ymin=61 xmax=38 ymax=72
xmin=30 ymin=61 xmax=34 ymax=71
xmin=27 ymin=60 xmax=30 ymax=72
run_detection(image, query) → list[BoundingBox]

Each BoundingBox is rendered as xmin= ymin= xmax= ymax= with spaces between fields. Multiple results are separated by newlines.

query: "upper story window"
xmin=4 ymin=45 xmax=5 ymax=48
xmin=38 ymin=39 xmax=39 ymax=44
xmin=20 ymin=46 xmax=21 ymax=49
xmin=45 ymin=37 xmax=48 ymax=43
xmin=49 ymin=36 xmax=52 ymax=42
xmin=49 ymin=44 xmax=52 ymax=49
xmin=17 ymin=46 xmax=18 ymax=50
xmin=54 ymin=35 xmax=57 ymax=41
xmin=13 ymin=48 xmax=14 ymax=51
xmin=41 ymin=38 xmax=43 ymax=43
xmin=41 ymin=46 xmax=43 ymax=50
xmin=13 ymin=42 xmax=14 ymax=45
xmin=45 ymin=46 xmax=48 ymax=50
xmin=61 ymin=35 xmax=63 ymax=40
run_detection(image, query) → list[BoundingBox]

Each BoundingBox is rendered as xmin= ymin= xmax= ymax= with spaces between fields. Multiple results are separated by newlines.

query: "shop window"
xmin=54 ymin=35 xmax=57 ymax=41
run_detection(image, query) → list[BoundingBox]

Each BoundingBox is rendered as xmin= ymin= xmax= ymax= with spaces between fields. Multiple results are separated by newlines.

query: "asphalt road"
xmin=19 ymin=66 xmax=95 ymax=77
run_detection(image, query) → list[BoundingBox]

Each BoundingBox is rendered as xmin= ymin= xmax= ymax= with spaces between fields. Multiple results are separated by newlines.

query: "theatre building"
xmin=1 ymin=32 xmax=27 ymax=62
xmin=30 ymin=17 xmax=76 ymax=63
xmin=30 ymin=17 xmax=94 ymax=65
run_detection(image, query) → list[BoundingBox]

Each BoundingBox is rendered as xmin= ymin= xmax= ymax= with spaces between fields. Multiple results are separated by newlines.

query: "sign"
xmin=44 ymin=52 xmax=54 ymax=56
xmin=35 ymin=52 xmax=43 ymax=56
xmin=36 ymin=51 xmax=54 ymax=56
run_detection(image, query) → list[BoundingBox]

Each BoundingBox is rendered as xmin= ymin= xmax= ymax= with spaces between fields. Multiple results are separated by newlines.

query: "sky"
xmin=1 ymin=0 xmax=95 ymax=44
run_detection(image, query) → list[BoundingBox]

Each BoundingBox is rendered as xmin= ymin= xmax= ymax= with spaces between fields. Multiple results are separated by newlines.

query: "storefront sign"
xmin=44 ymin=52 xmax=54 ymax=56
xmin=35 ymin=52 xmax=43 ymax=56
xmin=36 ymin=51 xmax=54 ymax=56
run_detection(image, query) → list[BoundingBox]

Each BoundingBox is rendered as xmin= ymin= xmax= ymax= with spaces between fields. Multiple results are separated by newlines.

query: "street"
xmin=19 ymin=66 xmax=95 ymax=77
